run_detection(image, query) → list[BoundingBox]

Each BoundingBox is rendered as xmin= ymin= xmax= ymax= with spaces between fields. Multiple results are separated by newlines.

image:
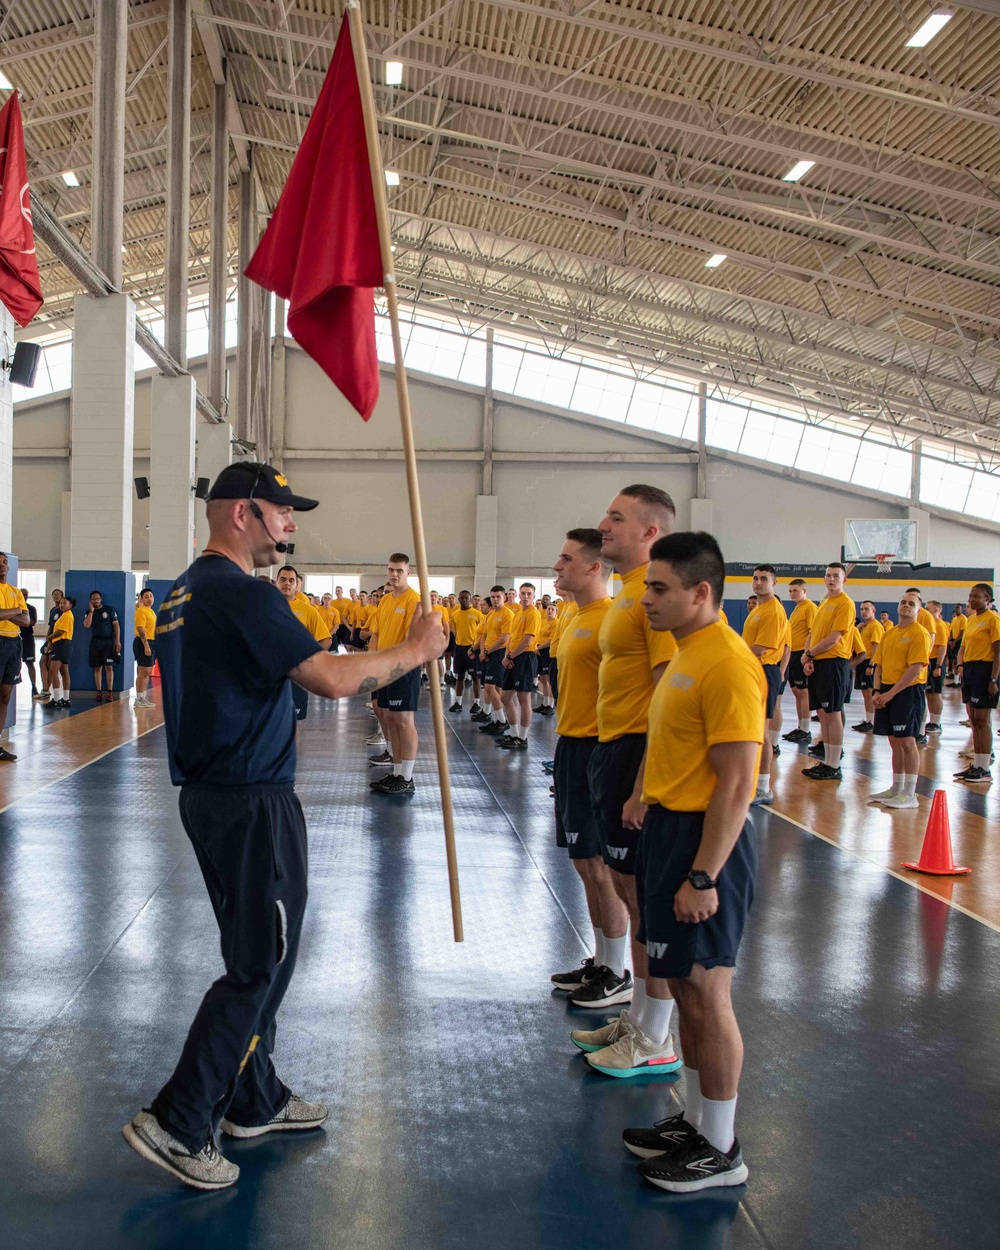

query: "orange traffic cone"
xmin=152 ymin=659 xmax=160 ymax=679
xmin=902 ymin=790 xmax=970 ymax=876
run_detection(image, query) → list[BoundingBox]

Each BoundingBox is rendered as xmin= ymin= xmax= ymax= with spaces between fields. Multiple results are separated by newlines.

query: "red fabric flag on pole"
xmin=0 ymin=92 xmax=43 ymax=327
xmin=245 ymin=14 xmax=383 ymax=420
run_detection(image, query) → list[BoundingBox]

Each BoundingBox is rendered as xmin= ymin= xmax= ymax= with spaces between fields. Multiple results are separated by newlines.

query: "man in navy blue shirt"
xmin=122 ymin=462 xmax=447 ymax=1192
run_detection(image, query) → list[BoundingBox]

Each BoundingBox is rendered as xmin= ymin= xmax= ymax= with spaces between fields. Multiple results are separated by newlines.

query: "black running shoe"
xmin=449 ymin=702 xmax=462 ymax=713
xmin=0 ymin=747 xmax=16 ymax=762
xmin=369 ymin=772 xmax=395 ymax=789
xmin=860 ymin=721 xmax=874 ymax=733
xmin=374 ymin=774 xmax=415 ymax=795
xmin=925 ymin=723 xmax=942 ymax=734
xmin=480 ymin=721 xmax=508 ymax=735
xmin=803 ymin=762 xmax=842 ymax=780
xmin=368 ymin=750 xmax=393 ymax=766
xmin=637 ymin=1133 xmax=748 ymax=1192
xmin=623 ymin=1113 xmax=702 ymax=1160
xmin=551 ymin=956 xmax=597 ymax=991
xmin=808 ymin=742 xmax=824 ymax=758
xmin=497 ymin=736 xmax=522 ymax=749
xmin=915 ymin=733 xmax=929 ymax=746
xmin=958 ymin=766 xmax=991 ymax=784
xmin=782 ymin=728 xmax=811 ymax=742
xmin=569 ymin=967 xmax=633 ymax=1008
xmin=811 ymin=714 xmax=819 ymax=722
xmin=771 ymin=743 xmax=781 ymax=757
xmin=469 ymin=703 xmax=482 ymax=715
xmin=852 ymin=721 xmax=869 ymax=732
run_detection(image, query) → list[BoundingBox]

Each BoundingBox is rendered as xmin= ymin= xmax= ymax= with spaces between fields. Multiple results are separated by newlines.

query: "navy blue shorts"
xmin=291 ymin=681 xmax=309 ymax=721
xmin=336 ymin=625 xmax=352 ymax=649
xmin=788 ymin=650 xmax=807 ymax=690
xmin=446 ymin=632 xmax=456 ymax=656
xmin=484 ymin=652 xmax=505 ymax=686
xmin=133 ymin=636 xmax=156 ymax=667
xmin=377 ymin=667 xmax=421 ymax=711
xmin=0 ymin=635 xmax=21 ymax=685
xmin=453 ymin=647 xmax=471 ymax=682
xmin=588 ymin=733 xmax=646 ymax=875
xmin=350 ymin=627 xmax=363 ymax=649
xmin=537 ymin=646 xmax=551 ymax=677
xmin=549 ymin=656 xmax=558 ymax=702
xmin=873 ymin=684 xmax=925 ymax=739
xmin=636 ymin=806 xmax=757 ymax=980
xmin=762 ymin=664 xmax=782 ymax=718
xmin=20 ymin=632 xmax=35 ymax=662
xmin=49 ymin=639 xmax=71 ymax=665
xmin=89 ymin=638 xmax=117 ymax=668
xmin=554 ymin=736 xmax=601 ymax=860
xmin=925 ymin=658 xmax=943 ymax=695
xmin=808 ymin=657 xmax=852 ymax=714
xmin=502 ymin=651 xmax=538 ymax=692
xmin=855 ymin=663 xmax=874 ymax=691
xmin=961 ymin=659 xmax=998 ymax=710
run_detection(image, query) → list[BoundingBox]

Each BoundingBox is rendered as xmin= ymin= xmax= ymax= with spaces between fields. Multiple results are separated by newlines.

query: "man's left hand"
xmin=674 ymin=880 xmax=719 ymax=924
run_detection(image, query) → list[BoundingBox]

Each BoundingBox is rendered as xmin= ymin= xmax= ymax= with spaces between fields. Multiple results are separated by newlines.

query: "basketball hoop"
xmin=875 ymin=553 xmax=895 ymax=575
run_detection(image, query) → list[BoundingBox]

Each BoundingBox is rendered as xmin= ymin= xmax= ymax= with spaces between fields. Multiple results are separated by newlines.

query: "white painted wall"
xmin=11 ymin=343 xmax=997 ymax=580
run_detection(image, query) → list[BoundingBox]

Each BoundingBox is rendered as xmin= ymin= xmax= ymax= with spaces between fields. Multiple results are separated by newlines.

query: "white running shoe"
xmin=868 ymin=787 xmax=901 ymax=803
xmin=571 ymin=1009 xmax=630 ymax=1054
xmin=364 ymin=733 xmax=386 ymax=748
xmin=122 ymin=1109 xmax=239 ymax=1191
xmin=881 ymin=793 xmax=919 ymax=809
xmin=220 ymin=1093 xmax=328 ymax=1139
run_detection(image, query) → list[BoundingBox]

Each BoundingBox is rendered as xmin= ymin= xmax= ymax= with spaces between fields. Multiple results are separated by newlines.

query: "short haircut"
xmin=459 ymin=589 xmax=470 ymax=596
xmin=491 ymin=584 xmax=506 ymax=594
xmin=927 ymin=599 xmax=941 ymax=609
xmin=388 ymin=552 xmax=410 ymax=566
xmin=649 ymin=531 xmax=725 ymax=607
xmin=973 ymin=582 xmax=993 ymax=598
xmin=63 ymin=596 xmax=76 ymax=607
xmin=906 ymin=586 xmax=921 ymax=595
xmin=140 ymin=587 xmax=154 ymax=597
xmin=620 ymin=483 xmax=677 ymax=528
xmin=903 ymin=590 xmax=923 ymax=604
xmin=754 ymin=564 xmax=777 ymax=578
xmin=90 ymin=589 xmax=103 ymax=597
xmin=520 ymin=582 xmax=535 ymax=592
xmin=277 ymin=564 xmax=298 ymax=577
xmin=789 ymin=578 xmax=806 ymax=587
xmin=861 ymin=600 xmax=876 ymax=610
xmin=566 ymin=526 xmax=606 ymax=567
xmin=827 ymin=562 xmax=846 ymax=573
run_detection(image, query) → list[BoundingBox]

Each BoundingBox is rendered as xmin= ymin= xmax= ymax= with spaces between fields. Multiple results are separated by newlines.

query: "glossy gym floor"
xmin=1 ymin=681 xmax=999 ymax=1249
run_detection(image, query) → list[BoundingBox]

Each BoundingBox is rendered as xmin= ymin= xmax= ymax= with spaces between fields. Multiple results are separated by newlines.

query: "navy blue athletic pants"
xmin=151 ymin=783 xmax=308 ymax=1153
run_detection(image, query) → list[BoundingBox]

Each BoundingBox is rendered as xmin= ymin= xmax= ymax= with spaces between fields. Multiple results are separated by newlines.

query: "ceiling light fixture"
xmin=384 ymin=169 xmax=400 ymax=186
xmin=704 ymin=253 xmax=727 ymax=268
xmin=782 ymin=159 xmax=815 ymax=182
xmin=905 ymin=9 xmax=953 ymax=46
xmin=61 ymin=170 xmax=81 ymax=187
xmin=385 ymin=61 xmax=403 ymax=85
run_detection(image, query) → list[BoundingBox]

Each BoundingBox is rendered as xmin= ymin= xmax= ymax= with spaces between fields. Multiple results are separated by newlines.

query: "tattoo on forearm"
xmin=357 ymin=676 xmax=378 ymax=695
xmin=355 ymin=663 xmax=405 ymax=698
xmin=387 ymin=664 xmax=404 ymax=682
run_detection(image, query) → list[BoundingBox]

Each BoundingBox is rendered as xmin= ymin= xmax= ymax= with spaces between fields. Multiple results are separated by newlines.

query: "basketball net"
xmin=875 ymin=553 xmax=895 ymax=575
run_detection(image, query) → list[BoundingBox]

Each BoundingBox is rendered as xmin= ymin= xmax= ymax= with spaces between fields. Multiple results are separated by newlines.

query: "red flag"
xmin=245 ymin=14 xmax=383 ymax=419
xmin=0 ymin=93 xmax=43 ymax=327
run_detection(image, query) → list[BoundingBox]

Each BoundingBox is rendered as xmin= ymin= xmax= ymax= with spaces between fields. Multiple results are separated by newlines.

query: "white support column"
xmin=474 ymin=495 xmax=498 ymax=597
xmin=236 ymin=166 xmax=254 ymax=441
xmin=149 ymin=374 xmax=197 ymax=578
xmin=0 ymin=304 xmax=13 ymax=549
xmin=69 ymin=294 xmax=135 ymax=569
xmin=164 ymin=0 xmax=192 ymax=365
xmin=208 ymin=79 xmax=229 ymax=412
xmin=194 ymin=421 xmax=233 ymax=554
xmin=271 ymin=298 xmax=286 ymax=471
xmin=92 ymin=0 xmax=127 ymax=285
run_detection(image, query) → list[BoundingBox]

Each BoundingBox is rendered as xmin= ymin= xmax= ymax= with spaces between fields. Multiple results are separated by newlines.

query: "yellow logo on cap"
xmin=274 ymin=473 xmax=288 ymax=487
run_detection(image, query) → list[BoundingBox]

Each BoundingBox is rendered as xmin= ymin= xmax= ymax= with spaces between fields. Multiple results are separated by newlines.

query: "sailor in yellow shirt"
xmin=767 ymin=615 xmax=792 ymax=755
xmin=478 ymin=587 xmax=514 ymax=732
xmin=946 ymin=603 xmax=967 ymax=684
xmin=368 ymin=553 xmax=423 ymax=795
xmin=850 ymin=601 xmax=884 ymax=733
xmin=544 ymin=529 xmax=630 ymax=1025
xmin=277 ymin=566 xmax=332 ymax=722
xmin=610 ymin=531 xmax=763 ymax=1187
xmin=783 ymin=578 xmax=817 ymax=742
xmin=497 ymin=583 xmax=542 ymax=751
xmin=741 ymin=565 xmax=788 ymax=805
xmin=332 ymin=586 xmax=353 ymax=650
xmin=923 ymin=601 xmax=950 ymax=736
xmin=0 ymin=554 xmax=30 ymax=757
xmin=46 ymin=594 xmax=76 ymax=712
xmin=447 ymin=590 xmax=484 ymax=714
xmin=573 ymin=485 xmax=676 ymax=1042
xmin=956 ymin=582 xmax=1000 ymax=783
xmin=879 ymin=611 xmax=894 ymax=634
xmin=547 ymin=595 xmax=576 ymax=706
xmin=316 ymin=594 xmax=342 ymax=647
xmin=535 ymin=604 xmax=559 ymax=715
xmin=870 ymin=591 xmax=932 ymax=809
xmin=133 ymin=587 xmax=159 ymax=709
xmin=801 ymin=563 xmax=856 ymax=781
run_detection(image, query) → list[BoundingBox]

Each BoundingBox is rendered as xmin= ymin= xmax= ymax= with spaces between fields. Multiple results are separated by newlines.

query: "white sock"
xmin=825 ymin=744 xmax=842 ymax=767
xmin=755 ymin=772 xmax=770 ymax=795
xmin=891 ymin=772 xmax=904 ymax=793
xmin=904 ymin=774 xmax=918 ymax=798
xmin=798 ymin=717 xmax=810 ymax=732
xmin=516 ymin=724 xmax=527 ymax=740
xmin=399 ymin=759 xmax=415 ymax=781
xmin=769 ymin=729 xmax=780 ymax=747
xmin=630 ymin=977 xmax=648 ymax=1031
xmin=682 ymin=1067 xmax=703 ymax=1129
xmin=603 ymin=933 xmax=627 ymax=978
xmin=392 ymin=763 xmax=402 ymax=776
xmin=700 ymin=1094 xmax=737 ymax=1154
xmin=592 ymin=927 xmax=605 ymax=967
xmin=641 ymin=995 xmax=675 ymax=1047
xmin=975 ymin=753 xmax=991 ymax=770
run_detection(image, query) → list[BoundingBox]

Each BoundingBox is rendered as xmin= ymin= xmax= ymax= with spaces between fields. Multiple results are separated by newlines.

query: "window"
xmin=306 ymin=575 xmax=360 ymax=597
xmin=964 ymin=472 xmax=1000 ymax=524
xmin=411 ymin=576 xmax=455 ymax=598
xmin=17 ymin=569 xmax=47 ymax=627
xmin=919 ymin=456 xmax=973 ymax=512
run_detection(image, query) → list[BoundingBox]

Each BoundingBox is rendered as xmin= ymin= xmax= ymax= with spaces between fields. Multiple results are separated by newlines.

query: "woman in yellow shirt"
xmin=47 ymin=595 xmax=76 ymax=710
xmin=133 ymin=588 xmax=158 ymax=709
xmin=535 ymin=603 xmax=559 ymax=715
xmin=870 ymin=591 xmax=932 ymax=809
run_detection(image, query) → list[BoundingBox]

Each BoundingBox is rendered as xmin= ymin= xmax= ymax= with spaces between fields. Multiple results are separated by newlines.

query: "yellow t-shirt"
xmin=375 ymin=587 xmax=420 ymax=650
xmin=882 ymin=619 xmax=895 ymax=632
xmin=134 ymin=604 xmax=157 ymax=639
xmin=452 ymin=607 xmax=484 ymax=648
xmin=550 ymin=602 xmax=577 ymax=660
xmin=741 ymin=597 xmax=788 ymax=666
xmin=0 ymin=583 xmax=27 ymax=639
xmin=289 ymin=598 xmax=332 ymax=644
xmin=51 ymin=609 xmax=74 ymax=642
xmin=915 ymin=607 xmax=936 ymax=639
xmin=930 ymin=616 xmax=949 ymax=653
xmin=874 ymin=621 xmax=931 ymax=686
xmin=508 ymin=605 xmax=542 ymax=655
xmin=597 ymin=565 xmax=677 ymax=742
xmin=719 ymin=606 xmax=729 ymax=627
xmin=536 ymin=615 xmax=558 ymax=649
xmin=485 ymin=605 xmax=515 ymax=651
xmin=788 ymin=599 xmax=817 ymax=651
xmin=317 ymin=605 xmax=341 ymax=634
xmin=950 ymin=613 xmax=967 ymax=640
xmin=808 ymin=592 xmax=856 ymax=660
xmin=961 ymin=610 xmax=1000 ymax=663
xmin=555 ymin=598 xmax=612 ymax=739
xmin=860 ymin=619 xmax=884 ymax=659
xmin=332 ymin=597 xmax=353 ymax=622
xmin=642 ymin=620 xmax=766 ymax=811
xmin=848 ymin=625 xmax=866 ymax=658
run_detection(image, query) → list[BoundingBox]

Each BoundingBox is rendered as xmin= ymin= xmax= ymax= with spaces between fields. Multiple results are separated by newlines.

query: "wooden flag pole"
xmin=347 ymin=0 xmax=464 ymax=942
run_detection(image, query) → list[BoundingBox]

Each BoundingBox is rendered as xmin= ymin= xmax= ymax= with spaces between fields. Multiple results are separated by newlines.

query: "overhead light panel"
xmin=905 ymin=9 xmax=953 ymax=46
xmin=782 ymin=159 xmax=815 ymax=183
xmin=384 ymin=169 xmax=400 ymax=186
xmin=385 ymin=61 xmax=403 ymax=85
xmin=0 ymin=71 xmax=13 ymax=91
xmin=704 ymin=253 xmax=727 ymax=268
xmin=61 ymin=170 xmax=81 ymax=187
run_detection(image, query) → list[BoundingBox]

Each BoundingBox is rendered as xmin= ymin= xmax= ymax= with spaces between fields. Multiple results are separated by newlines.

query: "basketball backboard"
xmin=842 ymin=518 xmax=919 ymax=564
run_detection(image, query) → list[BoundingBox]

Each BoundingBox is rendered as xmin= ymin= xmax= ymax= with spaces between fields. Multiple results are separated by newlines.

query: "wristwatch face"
xmin=688 ymin=870 xmax=717 ymax=890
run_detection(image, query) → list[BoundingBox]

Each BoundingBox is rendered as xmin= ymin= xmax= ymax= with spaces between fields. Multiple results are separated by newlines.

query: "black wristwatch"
xmin=687 ymin=870 xmax=719 ymax=891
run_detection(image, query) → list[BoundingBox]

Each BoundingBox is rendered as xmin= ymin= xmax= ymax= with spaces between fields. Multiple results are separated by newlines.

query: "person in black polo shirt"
xmin=19 ymin=589 xmax=38 ymax=696
xmin=122 ymin=463 xmax=447 ymax=1192
xmin=83 ymin=590 xmax=121 ymax=703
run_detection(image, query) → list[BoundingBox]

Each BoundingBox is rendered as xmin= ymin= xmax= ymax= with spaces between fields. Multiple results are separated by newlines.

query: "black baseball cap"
xmin=206 ymin=462 xmax=318 ymax=511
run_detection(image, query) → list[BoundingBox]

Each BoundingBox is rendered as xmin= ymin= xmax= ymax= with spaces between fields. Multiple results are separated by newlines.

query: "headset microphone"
xmin=248 ymin=501 xmax=293 ymax=554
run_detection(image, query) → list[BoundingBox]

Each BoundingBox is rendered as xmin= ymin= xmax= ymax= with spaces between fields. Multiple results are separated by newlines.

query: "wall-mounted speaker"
xmin=9 ymin=341 xmax=41 ymax=388
xmin=134 ymin=476 xmax=150 ymax=500
xmin=194 ymin=477 xmax=211 ymax=500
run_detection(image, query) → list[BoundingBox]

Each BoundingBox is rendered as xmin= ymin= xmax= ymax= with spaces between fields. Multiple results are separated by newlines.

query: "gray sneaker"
xmin=122 ymin=1108 xmax=239 ymax=1191
xmin=220 ymin=1093 xmax=328 ymax=1139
